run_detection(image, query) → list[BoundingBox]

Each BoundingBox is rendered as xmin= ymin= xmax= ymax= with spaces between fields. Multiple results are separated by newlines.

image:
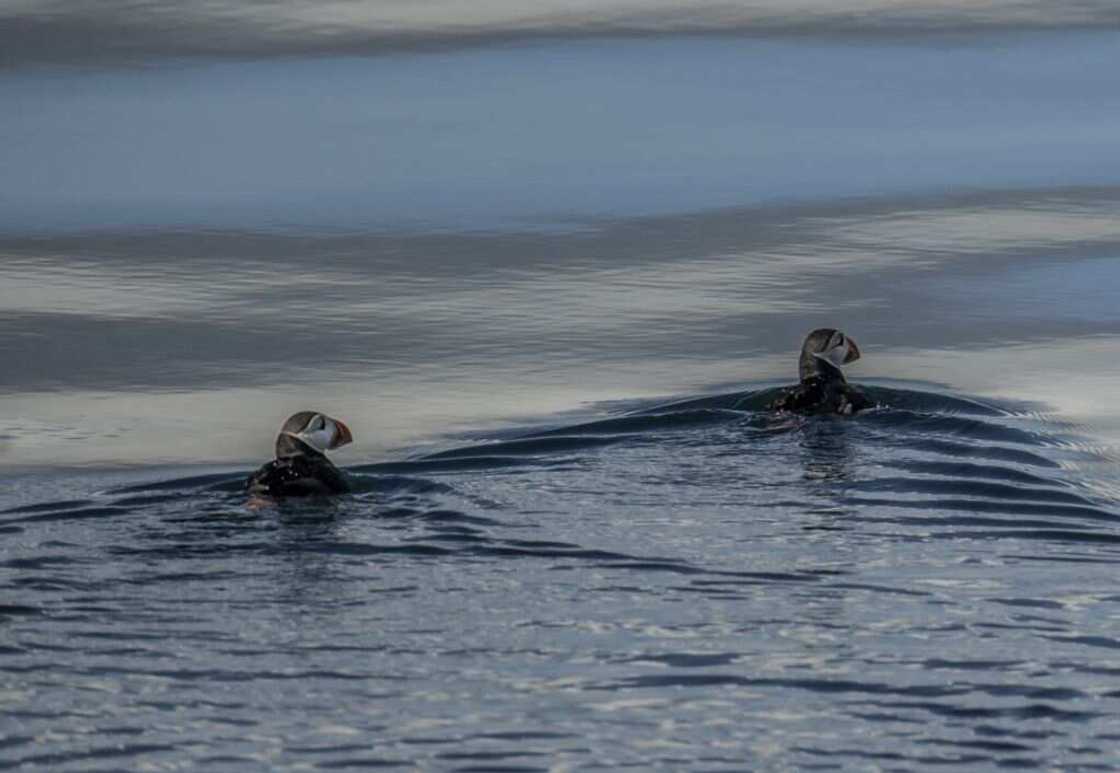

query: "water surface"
xmin=4 ymin=12 xmax=1120 ymax=771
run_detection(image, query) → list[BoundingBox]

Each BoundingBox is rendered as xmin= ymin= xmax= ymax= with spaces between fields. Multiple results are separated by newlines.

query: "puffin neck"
xmin=275 ymin=433 xmax=326 ymax=460
xmin=800 ymin=355 xmax=847 ymax=384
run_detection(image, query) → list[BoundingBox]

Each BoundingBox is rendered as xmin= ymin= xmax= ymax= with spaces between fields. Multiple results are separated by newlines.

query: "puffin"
xmin=767 ymin=328 xmax=872 ymax=415
xmin=246 ymin=411 xmax=354 ymax=497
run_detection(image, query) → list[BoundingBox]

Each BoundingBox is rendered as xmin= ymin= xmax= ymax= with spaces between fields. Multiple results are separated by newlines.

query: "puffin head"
xmin=274 ymin=411 xmax=354 ymax=459
xmin=798 ymin=328 xmax=861 ymax=382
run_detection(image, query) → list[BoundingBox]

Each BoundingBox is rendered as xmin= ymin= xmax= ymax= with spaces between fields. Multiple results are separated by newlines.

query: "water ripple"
xmin=4 ymin=382 xmax=1120 ymax=770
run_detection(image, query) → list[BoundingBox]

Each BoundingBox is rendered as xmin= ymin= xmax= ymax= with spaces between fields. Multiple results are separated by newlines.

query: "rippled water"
xmin=5 ymin=8 xmax=1120 ymax=771
xmin=6 ymin=387 xmax=1120 ymax=769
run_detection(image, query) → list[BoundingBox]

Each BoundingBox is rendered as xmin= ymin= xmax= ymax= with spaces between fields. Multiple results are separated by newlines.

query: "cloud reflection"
xmin=4 ymin=188 xmax=1120 ymax=466
xmin=3 ymin=0 xmax=1120 ymax=68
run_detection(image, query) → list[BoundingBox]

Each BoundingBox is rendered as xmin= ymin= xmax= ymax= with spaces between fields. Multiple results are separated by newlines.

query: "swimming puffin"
xmin=767 ymin=328 xmax=872 ymax=415
xmin=246 ymin=411 xmax=354 ymax=496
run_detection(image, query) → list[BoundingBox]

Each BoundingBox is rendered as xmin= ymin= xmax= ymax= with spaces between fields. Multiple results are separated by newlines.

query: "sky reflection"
xmin=4 ymin=0 xmax=1119 ymax=68
xmin=4 ymin=189 xmax=1120 ymax=467
xmin=3 ymin=33 xmax=1120 ymax=233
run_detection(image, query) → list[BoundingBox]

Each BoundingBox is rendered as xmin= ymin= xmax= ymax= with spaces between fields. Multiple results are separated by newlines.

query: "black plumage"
xmin=767 ymin=328 xmax=872 ymax=415
xmin=247 ymin=444 xmax=351 ymax=496
xmin=768 ymin=373 xmax=872 ymax=415
xmin=246 ymin=411 xmax=353 ymax=497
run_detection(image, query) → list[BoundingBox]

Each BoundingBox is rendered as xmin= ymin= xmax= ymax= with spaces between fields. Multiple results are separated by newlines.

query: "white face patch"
xmin=813 ymin=339 xmax=851 ymax=370
xmin=285 ymin=415 xmax=336 ymax=453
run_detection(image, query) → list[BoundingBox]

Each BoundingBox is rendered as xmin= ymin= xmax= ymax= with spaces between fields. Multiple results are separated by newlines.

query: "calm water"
xmin=5 ymin=6 xmax=1120 ymax=770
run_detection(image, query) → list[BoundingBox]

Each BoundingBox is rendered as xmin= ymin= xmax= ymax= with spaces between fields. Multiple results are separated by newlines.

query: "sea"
xmin=4 ymin=1 xmax=1120 ymax=769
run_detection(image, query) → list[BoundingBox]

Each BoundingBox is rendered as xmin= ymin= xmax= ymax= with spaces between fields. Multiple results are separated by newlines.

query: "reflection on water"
xmin=5 ymin=18 xmax=1120 ymax=772
xmin=4 ymin=188 xmax=1120 ymax=467
xmin=4 ymin=0 xmax=1120 ymax=68
xmin=4 ymin=383 xmax=1120 ymax=769
xmin=4 ymin=33 xmax=1120 ymax=232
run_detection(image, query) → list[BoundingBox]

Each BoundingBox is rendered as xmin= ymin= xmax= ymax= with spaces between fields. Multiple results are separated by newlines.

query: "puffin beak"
xmin=330 ymin=419 xmax=354 ymax=450
xmin=844 ymin=339 xmax=861 ymax=364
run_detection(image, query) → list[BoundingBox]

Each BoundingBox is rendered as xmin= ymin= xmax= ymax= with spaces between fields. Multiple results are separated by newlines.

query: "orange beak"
xmin=844 ymin=339 xmax=861 ymax=364
xmin=330 ymin=419 xmax=354 ymax=449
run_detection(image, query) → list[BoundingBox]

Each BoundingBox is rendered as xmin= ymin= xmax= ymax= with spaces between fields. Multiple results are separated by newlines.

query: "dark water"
xmin=5 ymin=6 xmax=1120 ymax=770
xmin=6 ymin=387 xmax=1120 ymax=769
